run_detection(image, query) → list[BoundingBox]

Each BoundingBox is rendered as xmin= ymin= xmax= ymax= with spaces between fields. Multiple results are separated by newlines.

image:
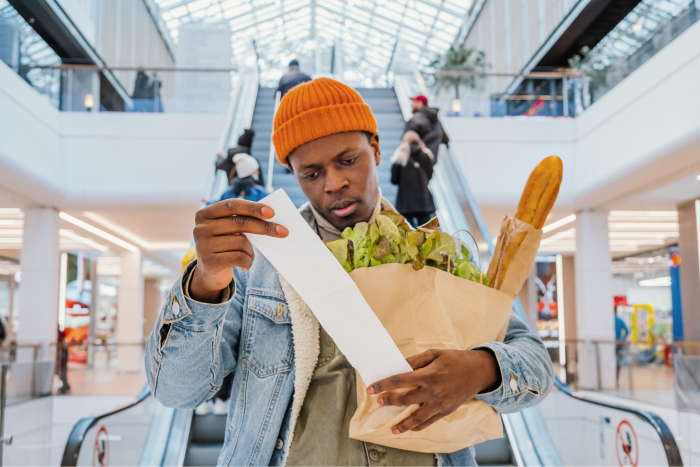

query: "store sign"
xmin=616 ymin=420 xmax=638 ymax=467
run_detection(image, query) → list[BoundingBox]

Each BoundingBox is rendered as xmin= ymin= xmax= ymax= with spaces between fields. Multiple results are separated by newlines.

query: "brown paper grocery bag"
xmin=348 ymin=220 xmax=542 ymax=453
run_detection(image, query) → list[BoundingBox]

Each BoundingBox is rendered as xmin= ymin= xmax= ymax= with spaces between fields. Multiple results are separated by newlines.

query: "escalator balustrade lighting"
xmin=59 ymin=212 xmax=139 ymax=252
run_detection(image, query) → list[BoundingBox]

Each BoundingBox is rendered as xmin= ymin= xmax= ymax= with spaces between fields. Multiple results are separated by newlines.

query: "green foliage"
xmin=326 ymin=211 xmax=490 ymax=286
xmin=427 ymin=45 xmax=488 ymax=99
xmin=567 ymin=46 xmax=591 ymax=70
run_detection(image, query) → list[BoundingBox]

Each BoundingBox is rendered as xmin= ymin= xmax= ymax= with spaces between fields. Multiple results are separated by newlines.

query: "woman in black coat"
xmin=390 ymin=131 xmax=436 ymax=228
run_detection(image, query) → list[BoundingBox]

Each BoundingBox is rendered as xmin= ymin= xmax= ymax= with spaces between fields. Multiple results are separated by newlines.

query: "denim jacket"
xmin=145 ymin=210 xmax=554 ymax=467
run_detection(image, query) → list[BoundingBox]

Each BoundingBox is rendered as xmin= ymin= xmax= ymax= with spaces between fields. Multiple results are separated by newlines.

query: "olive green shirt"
xmin=286 ymin=327 xmax=436 ymax=466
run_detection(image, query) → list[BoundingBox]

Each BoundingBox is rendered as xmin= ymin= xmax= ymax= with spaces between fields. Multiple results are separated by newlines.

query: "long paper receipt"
xmin=246 ymin=189 xmax=412 ymax=385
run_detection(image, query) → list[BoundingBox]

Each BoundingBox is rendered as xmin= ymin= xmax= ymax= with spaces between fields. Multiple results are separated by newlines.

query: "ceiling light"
xmin=542 ymin=214 xmax=576 ymax=233
xmin=0 ymin=220 xmax=23 ymax=227
xmin=59 ymin=213 xmax=138 ymax=252
xmin=0 ymin=208 xmax=21 ymax=214
xmin=59 ymin=229 xmax=109 ymax=252
xmin=609 ymin=239 xmax=665 ymax=246
xmin=540 ymin=228 xmax=575 ymax=246
xmin=540 ymin=245 xmax=576 ymax=250
xmin=639 ymin=276 xmax=671 ymax=287
xmin=696 ymin=174 xmax=700 ymax=181
xmin=83 ymin=212 xmax=191 ymax=251
xmin=609 ymin=211 xmax=677 ymax=217
xmin=608 ymin=222 xmax=679 ymax=231
xmin=610 ymin=246 xmax=639 ymax=252
xmin=276 ymin=18 xmax=283 ymax=26
xmin=0 ymin=230 xmax=23 ymax=236
xmin=608 ymin=232 xmax=678 ymax=238
xmin=632 ymin=22 xmax=643 ymax=32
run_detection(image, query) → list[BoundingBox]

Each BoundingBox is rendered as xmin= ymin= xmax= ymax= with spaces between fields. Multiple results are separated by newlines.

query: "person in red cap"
xmin=407 ymin=94 xmax=449 ymax=164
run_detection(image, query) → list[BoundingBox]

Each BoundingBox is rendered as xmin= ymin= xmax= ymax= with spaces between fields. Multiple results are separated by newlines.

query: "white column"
xmin=117 ymin=250 xmax=144 ymax=372
xmin=17 ymin=208 xmax=60 ymax=361
xmin=574 ymin=209 xmax=615 ymax=389
xmin=678 ymin=200 xmax=700 ymax=341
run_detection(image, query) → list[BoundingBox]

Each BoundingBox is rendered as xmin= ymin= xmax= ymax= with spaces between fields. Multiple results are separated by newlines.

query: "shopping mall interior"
xmin=1 ymin=0 xmax=699 ymax=465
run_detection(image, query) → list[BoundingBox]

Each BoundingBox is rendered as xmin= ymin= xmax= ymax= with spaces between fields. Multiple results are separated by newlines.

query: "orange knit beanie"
xmin=272 ymin=78 xmax=377 ymax=165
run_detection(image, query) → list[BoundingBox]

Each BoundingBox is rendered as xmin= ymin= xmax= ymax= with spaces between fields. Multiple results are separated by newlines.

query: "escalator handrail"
xmin=61 ymin=383 xmax=152 ymax=467
xmin=553 ymin=377 xmax=682 ymax=466
xmin=442 ymin=145 xmax=495 ymax=254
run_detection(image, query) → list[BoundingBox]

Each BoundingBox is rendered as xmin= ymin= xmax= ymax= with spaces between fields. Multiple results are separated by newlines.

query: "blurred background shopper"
xmin=208 ymin=154 xmax=266 ymax=204
xmin=390 ymin=130 xmax=436 ymax=227
xmin=276 ymin=59 xmax=312 ymax=98
xmin=405 ymin=94 xmax=449 ymax=162
xmin=216 ymin=128 xmax=257 ymax=184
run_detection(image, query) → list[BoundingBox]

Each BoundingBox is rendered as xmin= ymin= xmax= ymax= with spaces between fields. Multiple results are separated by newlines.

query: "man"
xmin=276 ymin=59 xmax=312 ymax=98
xmin=405 ymin=94 xmax=449 ymax=162
xmin=146 ymin=78 xmax=553 ymax=466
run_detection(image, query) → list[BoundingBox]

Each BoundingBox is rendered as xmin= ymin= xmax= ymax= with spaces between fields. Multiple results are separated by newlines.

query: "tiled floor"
xmin=62 ymin=366 xmax=147 ymax=396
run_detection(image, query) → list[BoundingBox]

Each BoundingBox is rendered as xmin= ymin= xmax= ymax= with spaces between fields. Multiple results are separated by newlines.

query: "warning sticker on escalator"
xmin=616 ymin=420 xmax=638 ymax=466
xmin=93 ymin=426 xmax=109 ymax=467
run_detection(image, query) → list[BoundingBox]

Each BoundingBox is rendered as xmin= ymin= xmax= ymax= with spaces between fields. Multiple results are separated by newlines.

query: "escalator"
xmin=61 ymin=81 xmax=683 ymax=467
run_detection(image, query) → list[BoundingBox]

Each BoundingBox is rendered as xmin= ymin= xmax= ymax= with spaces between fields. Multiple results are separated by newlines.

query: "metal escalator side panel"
xmin=61 ymin=384 xmax=152 ymax=467
xmin=162 ymin=409 xmax=194 ymax=467
xmin=552 ymin=379 xmax=683 ymax=466
xmin=503 ymin=412 xmax=540 ymax=467
xmin=138 ymin=404 xmax=175 ymax=466
xmin=520 ymin=406 xmax=563 ymax=466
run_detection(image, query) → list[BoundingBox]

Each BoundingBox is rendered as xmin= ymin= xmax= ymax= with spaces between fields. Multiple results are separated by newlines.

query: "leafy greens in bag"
xmin=326 ymin=211 xmax=490 ymax=286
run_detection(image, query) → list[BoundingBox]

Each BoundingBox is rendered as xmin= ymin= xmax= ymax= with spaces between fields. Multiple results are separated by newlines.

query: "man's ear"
xmin=370 ymin=133 xmax=381 ymax=166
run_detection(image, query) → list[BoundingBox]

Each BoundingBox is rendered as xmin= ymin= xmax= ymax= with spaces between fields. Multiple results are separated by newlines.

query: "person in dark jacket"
xmin=405 ymin=94 xmax=449 ymax=161
xmin=216 ymin=129 xmax=261 ymax=185
xmin=276 ymin=59 xmax=312 ymax=98
xmin=390 ymin=130 xmax=436 ymax=227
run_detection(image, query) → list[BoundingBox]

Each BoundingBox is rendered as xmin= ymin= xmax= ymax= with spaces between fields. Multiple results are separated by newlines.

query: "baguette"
xmin=489 ymin=156 xmax=563 ymax=289
xmin=515 ymin=156 xmax=563 ymax=229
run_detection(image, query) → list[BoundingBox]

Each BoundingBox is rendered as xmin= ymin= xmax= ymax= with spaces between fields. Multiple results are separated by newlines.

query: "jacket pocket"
xmin=241 ymin=293 xmax=294 ymax=377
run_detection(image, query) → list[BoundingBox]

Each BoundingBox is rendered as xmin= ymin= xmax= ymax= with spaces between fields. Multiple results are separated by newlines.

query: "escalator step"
xmin=184 ymin=443 xmax=222 ymax=467
xmin=190 ymin=413 xmax=227 ymax=444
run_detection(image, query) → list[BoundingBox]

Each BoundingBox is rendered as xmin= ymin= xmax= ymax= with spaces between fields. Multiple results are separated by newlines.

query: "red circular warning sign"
xmin=93 ymin=426 xmax=109 ymax=467
xmin=616 ymin=420 xmax=638 ymax=467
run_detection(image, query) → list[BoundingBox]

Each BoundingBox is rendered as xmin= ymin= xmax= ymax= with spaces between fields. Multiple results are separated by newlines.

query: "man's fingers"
xmin=406 ymin=349 xmax=440 ymax=370
xmin=378 ymin=388 xmax=426 ymax=407
xmin=199 ymin=198 xmax=274 ymax=221
xmin=206 ymin=216 xmax=288 ymax=237
xmin=367 ymin=371 xmax=420 ymax=395
xmin=208 ymin=235 xmax=255 ymax=256
xmin=392 ymin=406 xmax=440 ymax=434
xmin=410 ymin=414 xmax=444 ymax=432
xmin=211 ymin=251 xmax=254 ymax=271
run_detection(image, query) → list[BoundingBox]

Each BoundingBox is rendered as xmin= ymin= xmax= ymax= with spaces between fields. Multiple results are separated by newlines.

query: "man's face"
xmin=411 ymin=99 xmax=424 ymax=113
xmin=287 ymin=131 xmax=381 ymax=230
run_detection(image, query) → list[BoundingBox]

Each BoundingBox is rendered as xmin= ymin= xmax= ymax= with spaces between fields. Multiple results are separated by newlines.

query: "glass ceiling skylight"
xmin=152 ymin=0 xmax=473 ymax=87
xmin=583 ymin=0 xmax=692 ymax=70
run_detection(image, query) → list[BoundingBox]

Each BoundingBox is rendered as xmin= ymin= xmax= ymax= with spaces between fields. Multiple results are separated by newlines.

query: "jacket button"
xmin=368 ymin=449 xmax=380 ymax=461
xmin=275 ymin=439 xmax=283 ymax=450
